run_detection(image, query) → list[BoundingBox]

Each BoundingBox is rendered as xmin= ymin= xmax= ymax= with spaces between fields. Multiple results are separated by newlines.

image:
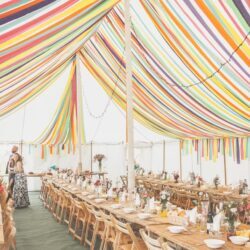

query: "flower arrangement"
xmin=113 ymin=187 xmax=122 ymax=202
xmin=93 ymin=154 xmax=106 ymax=162
xmin=173 ymin=172 xmax=179 ymax=183
xmin=189 ymin=172 xmax=196 ymax=185
xmin=134 ymin=162 xmax=140 ymax=170
xmin=213 ymin=175 xmax=220 ymax=189
xmin=94 ymin=179 xmax=101 ymax=187
xmin=67 ymin=169 xmax=73 ymax=176
xmin=224 ymin=202 xmax=238 ymax=234
xmin=161 ymin=171 xmax=168 ymax=180
xmin=160 ymin=190 xmax=169 ymax=211
xmin=239 ymin=179 xmax=248 ymax=194
xmin=141 ymin=189 xmax=149 ymax=209
xmin=93 ymin=154 xmax=106 ymax=172
xmin=238 ymin=199 xmax=250 ymax=224
xmin=196 ymin=176 xmax=204 ymax=188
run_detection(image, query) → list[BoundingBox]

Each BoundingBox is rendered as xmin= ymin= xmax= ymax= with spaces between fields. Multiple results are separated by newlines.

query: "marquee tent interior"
xmin=0 ymin=62 xmax=249 ymax=189
xmin=0 ymin=0 xmax=249 ymax=249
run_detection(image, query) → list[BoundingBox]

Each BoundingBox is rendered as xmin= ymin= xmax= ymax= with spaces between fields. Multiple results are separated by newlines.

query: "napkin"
xmin=90 ymin=184 xmax=95 ymax=192
xmin=121 ymin=192 xmax=127 ymax=202
xmin=82 ymin=180 xmax=87 ymax=189
xmin=77 ymin=178 xmax=81 ymax=186
xmin=149 ymin=197 xmax=155 ymax=210
xmin=98 ymin=186 xmax=102 ymax=194
xmin=213 ymin=212 xmax=223 ymax=232
xmin=107 ymin=188 xmax=113 ymax=198
xmin=189 ymin=207 xmax=198 ymax=224
xmin=135 ymin=193 xmax=141 ymax=207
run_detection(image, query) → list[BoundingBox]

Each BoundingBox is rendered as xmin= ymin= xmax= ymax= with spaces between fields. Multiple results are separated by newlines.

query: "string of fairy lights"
xmin=131 ymin=22 xmax=249 ymax=88
xmin=80 ymin=14 xmax=249 ymax=122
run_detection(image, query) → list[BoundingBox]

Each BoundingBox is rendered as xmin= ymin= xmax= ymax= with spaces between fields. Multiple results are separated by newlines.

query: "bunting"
xmin=181 ymin=137 xmax=249 ymax=164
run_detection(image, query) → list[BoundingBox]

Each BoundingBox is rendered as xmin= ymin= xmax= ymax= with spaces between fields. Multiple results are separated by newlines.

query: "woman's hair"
xmin=13 ymin=153 xmax=22 ymax=162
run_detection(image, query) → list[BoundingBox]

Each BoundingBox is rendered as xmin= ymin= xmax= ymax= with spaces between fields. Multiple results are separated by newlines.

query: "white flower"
xmin=230 ymin=208 xmax=237 ymax=213
xmin=161 ymin=194 xmax=166 ymax=200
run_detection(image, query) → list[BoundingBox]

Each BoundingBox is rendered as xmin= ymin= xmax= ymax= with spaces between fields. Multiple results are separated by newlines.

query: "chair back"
xmin=111 ymin=215 xmax=129 ymax=235
xmin=139 ymin=229 xmax=161 ymax=250
xmin=161 ymin=242 xmax=174 ymax=250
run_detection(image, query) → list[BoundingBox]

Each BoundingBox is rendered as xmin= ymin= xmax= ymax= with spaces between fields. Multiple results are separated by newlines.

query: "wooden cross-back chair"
xmin=111 ymin=215 xmax=146 ymax=250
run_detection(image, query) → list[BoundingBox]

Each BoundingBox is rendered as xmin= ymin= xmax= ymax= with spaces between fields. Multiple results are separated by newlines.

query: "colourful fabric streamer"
xmin=181 ymin=137 xmax=249 ymax=164
xmin=80 ymin=1 xmax=249 ymax=138
xmin=0 ymin=0 xmax=120 ymax=117
xmin=34 ymin=58 xmax=85 ymax=154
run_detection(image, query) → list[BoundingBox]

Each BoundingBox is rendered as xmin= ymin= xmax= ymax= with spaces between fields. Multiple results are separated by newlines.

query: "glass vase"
xmin=226 ymin=223 xmax=236 ymax=240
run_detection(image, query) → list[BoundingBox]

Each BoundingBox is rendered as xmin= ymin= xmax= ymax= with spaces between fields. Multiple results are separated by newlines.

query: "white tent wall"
xmin=1 ymin=141 xmax=248 ymax=191
xmin=181 ymin=146 xmax=250 ymax=185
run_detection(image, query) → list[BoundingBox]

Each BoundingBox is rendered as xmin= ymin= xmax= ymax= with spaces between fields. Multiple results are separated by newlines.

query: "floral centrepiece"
xmin=189 ymin=172 xmax=196 ymax=185
xmin=93 ymin=154 xmax=106 ymax=172
xmin=173 ymin=172 xmax=179 ymax=183
xmin=160 ymin=190 xmax=169 ymax=212
xmin=196 ymin=176 xmax=204 ymax=188
xmin=224 ymin=201 xmax=238 ymax=238
xmin=213 ymin=175 xmax=220 ymax=189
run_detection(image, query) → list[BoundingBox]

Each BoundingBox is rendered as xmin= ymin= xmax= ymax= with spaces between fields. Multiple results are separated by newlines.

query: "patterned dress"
xmin=13 ymin=173 xmax=30 ymax=208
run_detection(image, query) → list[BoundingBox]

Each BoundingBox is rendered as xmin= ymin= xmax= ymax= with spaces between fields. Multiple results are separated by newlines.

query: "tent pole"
xmin=20 ymin=140 xmax=23 ymax=156
xmin=76 ymin=54 xmax=83 ymax=172
xmin=179 ymin=140 xmax=183 ymax=180
xmin=163 ymin=140 xmax=166 ymax=171
xmin=223 ymin=138 xmax=227 ymax=185
xmin=125 ymin=0 xmax=134 ymax=192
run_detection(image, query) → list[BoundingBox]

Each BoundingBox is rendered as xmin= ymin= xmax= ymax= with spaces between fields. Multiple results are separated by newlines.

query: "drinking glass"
xmin=200 ymin=217 xmax=207 ymax=233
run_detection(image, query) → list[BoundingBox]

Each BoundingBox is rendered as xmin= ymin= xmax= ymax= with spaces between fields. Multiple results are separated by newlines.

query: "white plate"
xmin=204 ymin=239 xmax=225 ymax=249
xmin=138 ymin=213 xmax=152 ymax=220
xmin=168 ymin=226 xmax=185 ymax=234
xmin=229 ymin=236 xmax=249 ymax=245
xmin=123 ymin=208 xmax=136 ymax=214
xmin=111 ymin=204 xmax=123 ymax=209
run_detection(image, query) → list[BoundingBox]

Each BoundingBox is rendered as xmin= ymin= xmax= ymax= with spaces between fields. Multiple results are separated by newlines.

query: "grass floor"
xmin=14 ymin=192 xmax=88 ymax=250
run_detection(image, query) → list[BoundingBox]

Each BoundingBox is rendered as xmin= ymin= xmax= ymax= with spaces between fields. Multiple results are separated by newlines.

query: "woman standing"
xmin=12 ymin=153 xmax=30 ymax=208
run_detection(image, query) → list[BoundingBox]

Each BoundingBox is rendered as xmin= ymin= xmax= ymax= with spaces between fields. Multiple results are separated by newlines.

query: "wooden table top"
xmin=51 ymin=178 xmax=250 ymax=249
xmin=147 ymin=224 xmax=248 ymax=250
xmin=53 ymin=179 xmax=167 ymax=227
xmin=136 ymin=176 xmax=249 ymax=201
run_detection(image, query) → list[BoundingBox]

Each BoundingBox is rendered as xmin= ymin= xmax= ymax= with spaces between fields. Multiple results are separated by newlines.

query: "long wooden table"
xmin=147 ymin=224 xmax=248 ymax=250
xmin=136 ymin=176 xmax=249 ymax=202
xmin=48 ymin=177 xmax=249 ymax=250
